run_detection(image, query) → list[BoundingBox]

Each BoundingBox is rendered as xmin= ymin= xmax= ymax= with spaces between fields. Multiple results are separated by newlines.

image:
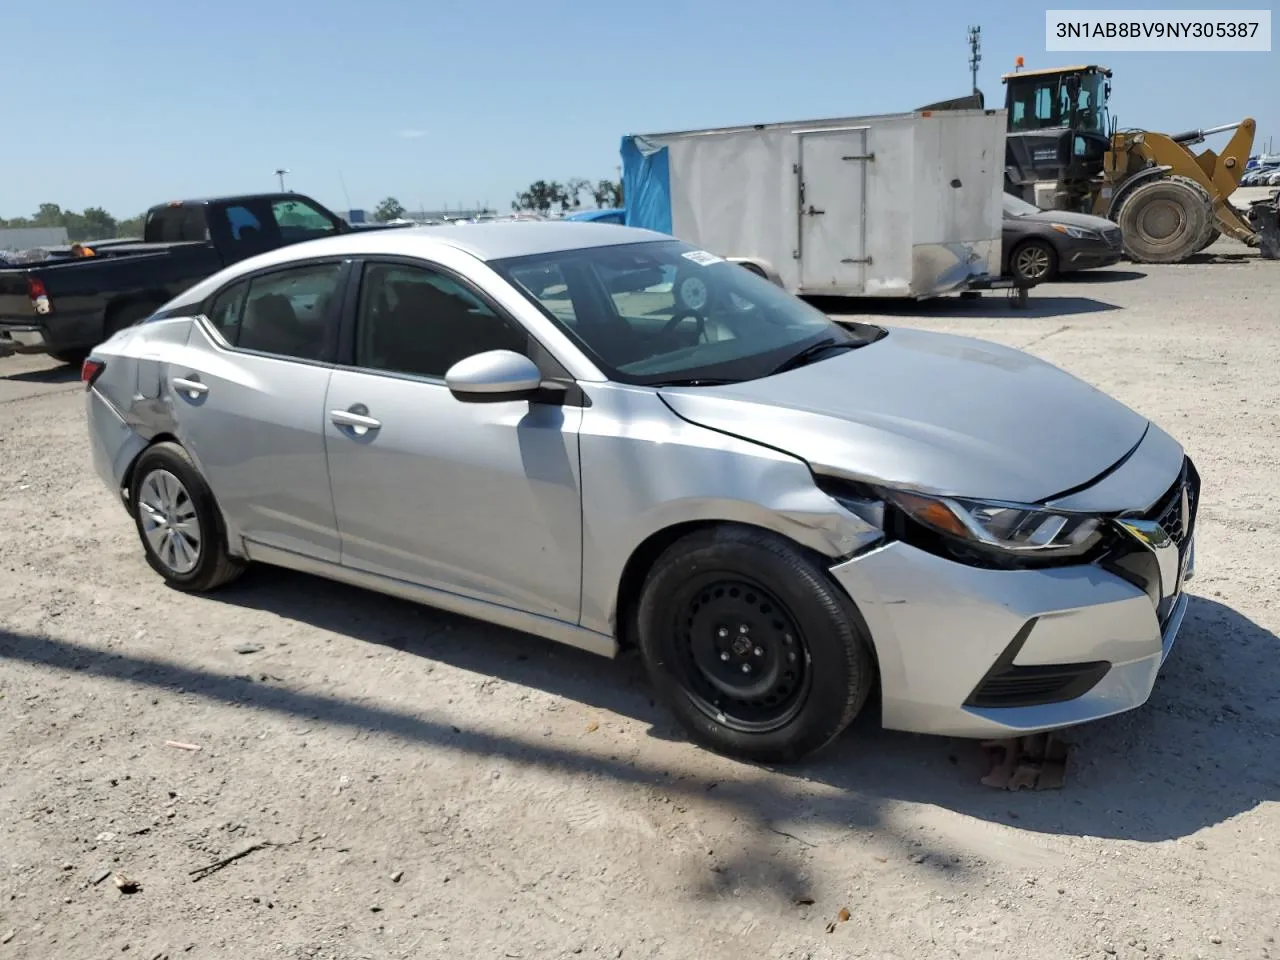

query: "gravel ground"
xmin=2 ymin=241 xmax=1278 ymax=960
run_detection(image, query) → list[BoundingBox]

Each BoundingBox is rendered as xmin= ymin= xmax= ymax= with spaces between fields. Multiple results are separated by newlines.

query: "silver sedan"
xmin=83 ymin=222 xmax=1198 ymax=763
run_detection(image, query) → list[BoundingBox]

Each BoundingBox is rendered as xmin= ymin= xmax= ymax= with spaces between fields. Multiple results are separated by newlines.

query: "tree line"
xmin=370 ymin=178 xmax=623 ymax=224
xmin=0 ymin=203 xmax=145 ymax=243
xmin=512 ymin=178 xmax=623 ymax=216
xmin=2 ymin=175 xmax=628 ymax=242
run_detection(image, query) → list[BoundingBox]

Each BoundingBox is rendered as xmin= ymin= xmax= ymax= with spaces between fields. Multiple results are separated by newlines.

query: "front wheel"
xmin=1010 ymin=239 xmax=1058 ymax=284
xmin=635 ymin=525 xmax=875 ymax=764
xmin=129 ymin=441 xmax=246 ymax=592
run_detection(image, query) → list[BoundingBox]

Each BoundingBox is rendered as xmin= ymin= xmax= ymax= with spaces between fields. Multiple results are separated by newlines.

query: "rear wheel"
xmin=635 ymin=525 xmax=875 ymax=764
xmin=129 ymin=442 xmax=246 ymax=592
xmin=1115 ymin=176 xmax=1214 ymax=263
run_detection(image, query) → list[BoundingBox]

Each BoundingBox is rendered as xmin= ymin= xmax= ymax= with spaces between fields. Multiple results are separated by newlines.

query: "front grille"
xmin=1145 ymin=457 xmax=1200 ymax=553
xmin=1096 ymin=456 xmax=1200 ymax=626
xmin=1103 ymin=227 xmax=1123 ymax=249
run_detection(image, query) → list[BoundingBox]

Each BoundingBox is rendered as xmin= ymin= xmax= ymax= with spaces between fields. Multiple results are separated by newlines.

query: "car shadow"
xmin=807 ymin=293 xmax=1121 ymax=320
xmin=1058 ymin=268 xmax=1148 ymax=283
xmin=0 ymin=363 xmax=78 ymax=383
xmin=208 ymin=569 xmax=1277 ymax=844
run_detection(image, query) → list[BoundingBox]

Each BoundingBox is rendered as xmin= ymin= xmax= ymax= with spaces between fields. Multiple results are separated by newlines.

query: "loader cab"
xmin=1001 ymin=64 xmax=1112 ymax=206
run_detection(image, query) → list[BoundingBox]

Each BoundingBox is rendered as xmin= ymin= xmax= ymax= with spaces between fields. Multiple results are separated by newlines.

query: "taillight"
xmin=81 ymin=357 xmax=105 ymax=390
xmin=27 ymin=277 xmax=52 ymax=315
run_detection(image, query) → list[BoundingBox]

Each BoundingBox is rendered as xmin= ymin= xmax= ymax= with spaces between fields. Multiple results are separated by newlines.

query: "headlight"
xmin=889 ymin=491 xmax=1103 ymax=558
xmin=1051 ymin=223 xmax=1103 ymax=241
xmin=818 ymin=477 xmax=1105 ymax=564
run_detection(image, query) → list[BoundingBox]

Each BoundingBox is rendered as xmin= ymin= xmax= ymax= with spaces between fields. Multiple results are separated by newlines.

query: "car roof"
xmin=163 ymin=220 xmax=677 ymax=310
xmin=308 ymin=220 xmax=670 ymax=263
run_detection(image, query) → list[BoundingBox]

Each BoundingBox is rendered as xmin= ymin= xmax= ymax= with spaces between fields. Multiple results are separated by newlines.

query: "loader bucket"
xmin=1249 ymin=195 xmax=1280 ymax=260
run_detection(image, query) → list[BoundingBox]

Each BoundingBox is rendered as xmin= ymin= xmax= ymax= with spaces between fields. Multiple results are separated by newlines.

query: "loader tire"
xmin=1115 ymin=175 xmax=1215 ymax=264
xmin=1196 ymin=227 xmax=1222 ymax=253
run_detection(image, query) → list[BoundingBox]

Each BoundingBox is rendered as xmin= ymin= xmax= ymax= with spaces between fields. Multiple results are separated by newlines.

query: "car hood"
xmin=657 ymin=328 xmax=1150 ymax=504
xmin=1010 ymin=208 xmax=1116 ymax=231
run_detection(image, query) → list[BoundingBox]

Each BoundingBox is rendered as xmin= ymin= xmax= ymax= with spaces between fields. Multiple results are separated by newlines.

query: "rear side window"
xmin=205 ymin=262 xmax=344 ymax=361
xmin=144 ymin=206 xmax=209 ymax=242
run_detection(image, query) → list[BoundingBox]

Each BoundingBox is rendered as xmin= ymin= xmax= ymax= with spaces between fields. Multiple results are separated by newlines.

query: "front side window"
xmin=214 ymin=262 xmax=344 ymax=360
xmin=493 ymin=240 xmax=880 ymax=386
xmin=354 ymin=262 xmax=529 ymax=379
xmin=272 ymin=199 xmax=340 ymax=243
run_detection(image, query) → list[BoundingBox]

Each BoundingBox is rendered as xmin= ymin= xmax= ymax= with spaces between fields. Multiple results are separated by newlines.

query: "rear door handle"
xmin=172 ymin=376 xmax=208 ymax=399
xmin=330 ymin=408 xmax=382 ymax=436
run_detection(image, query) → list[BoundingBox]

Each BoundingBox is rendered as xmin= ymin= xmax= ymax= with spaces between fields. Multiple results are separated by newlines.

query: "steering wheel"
xmin=659 ymin=307 xmax=707 ymax=347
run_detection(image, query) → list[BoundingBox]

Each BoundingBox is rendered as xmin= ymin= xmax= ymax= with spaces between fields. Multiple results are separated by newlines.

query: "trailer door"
xmin=797 ymin=128 xmax=869 ymax=293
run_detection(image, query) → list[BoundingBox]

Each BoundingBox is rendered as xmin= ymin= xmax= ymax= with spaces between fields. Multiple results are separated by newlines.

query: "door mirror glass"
xmin=445 ymin=349 xmax=543 ymax=402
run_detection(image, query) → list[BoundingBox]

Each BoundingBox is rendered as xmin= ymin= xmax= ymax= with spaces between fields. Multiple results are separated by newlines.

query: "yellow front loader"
xmin=1000 ymin=63 xmax=1277 ymax=262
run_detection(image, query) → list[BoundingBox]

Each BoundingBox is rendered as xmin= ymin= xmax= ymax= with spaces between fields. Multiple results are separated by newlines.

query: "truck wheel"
xmin=1196 ymin=227 xmax=1222 ymax=252
xmin=1116 ymin=176 xmax=1214 ymax=263
xmin=1010 ymin=239 xmax=1058 ymax=283
xmin=635 ymin=525 xmax=875 ymax=765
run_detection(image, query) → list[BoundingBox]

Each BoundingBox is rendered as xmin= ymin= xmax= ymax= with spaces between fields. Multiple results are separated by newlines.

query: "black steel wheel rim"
xmin=664 ymin=572 xmax=813 ymax=733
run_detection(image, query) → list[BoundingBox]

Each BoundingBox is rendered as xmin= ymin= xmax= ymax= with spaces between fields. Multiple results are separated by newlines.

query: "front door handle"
xmin=172 ymin=376 xmax=208 ymax=399
xmin=330 ymin=408 xmax=382 ymax=436
xmin=807 ymin=205 xmax=825 ymax=216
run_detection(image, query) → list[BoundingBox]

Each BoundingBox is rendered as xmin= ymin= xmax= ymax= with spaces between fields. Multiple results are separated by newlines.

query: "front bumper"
xmin=1061 ymin=234 xmax=1124 ymax=271
xmin=829 ymin=454 xmax=1198 ymax=739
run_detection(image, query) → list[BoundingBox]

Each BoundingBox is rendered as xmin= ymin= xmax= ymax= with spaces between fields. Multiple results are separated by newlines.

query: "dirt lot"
xmin=2 ymin=242 xmax=1278 ymax=960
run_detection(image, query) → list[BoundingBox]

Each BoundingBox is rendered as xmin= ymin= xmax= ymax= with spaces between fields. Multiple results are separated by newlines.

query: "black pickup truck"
xmin=0 ymin=192 xmax=366 ymax=364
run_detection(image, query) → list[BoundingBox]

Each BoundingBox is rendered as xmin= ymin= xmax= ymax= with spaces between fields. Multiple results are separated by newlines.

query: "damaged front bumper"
xmin=829 ymin=453 xmax=1199 ymax=739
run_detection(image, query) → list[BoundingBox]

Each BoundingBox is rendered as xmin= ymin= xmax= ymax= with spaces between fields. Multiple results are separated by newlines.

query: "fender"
xmin=1106 ymin=165 xmax=1173 ymax=221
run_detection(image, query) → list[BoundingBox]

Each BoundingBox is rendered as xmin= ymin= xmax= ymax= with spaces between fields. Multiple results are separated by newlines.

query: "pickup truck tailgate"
xmin=0 ymin=270 xmax=35 ymax=321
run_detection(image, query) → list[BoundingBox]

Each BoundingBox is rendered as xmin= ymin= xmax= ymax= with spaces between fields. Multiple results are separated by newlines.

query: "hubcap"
xmin=1137 ymin=199 xmax=1184 ymax=242
xmin=138 ymin=469 xmax=201 ymax=575
xmin=1015 ymin=245 xmax=1051 ymax=279
xmin=670 ymin=577 xmax=811 ymax=733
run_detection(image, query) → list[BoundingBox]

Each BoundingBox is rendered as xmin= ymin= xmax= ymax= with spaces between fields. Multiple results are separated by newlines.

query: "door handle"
xmin=330 ymin=408 xmax=382 ymax=436
xmin=807 ymin=205 xmax=825 ymax=216
xmin=171 ymin=376 xmax=208 ymax=399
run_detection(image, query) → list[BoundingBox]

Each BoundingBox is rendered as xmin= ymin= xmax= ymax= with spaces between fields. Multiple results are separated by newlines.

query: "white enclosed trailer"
xmin=620 ymin=107 xmax=1015 ymax=299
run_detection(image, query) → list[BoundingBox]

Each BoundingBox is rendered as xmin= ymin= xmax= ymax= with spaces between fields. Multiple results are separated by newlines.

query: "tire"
xmin=1196 ymin=227 xmax=1222 ymax=253
xmin=1115 ymin=175 xmax=1214 ymax=263
xmin=635 ymin=525 xmax=875 ymax=765
xmin=1009 ymin=239 xmax=1058 ymax=284
xmin=129 ymin=441 xmax=246 ymax=592
xmin=49 ymin=349 xmax=88 ymax=367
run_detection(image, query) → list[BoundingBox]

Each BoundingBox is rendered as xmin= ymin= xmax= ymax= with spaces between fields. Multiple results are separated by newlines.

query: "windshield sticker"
xmin=681 ymin=250 xmax=723 ymax=266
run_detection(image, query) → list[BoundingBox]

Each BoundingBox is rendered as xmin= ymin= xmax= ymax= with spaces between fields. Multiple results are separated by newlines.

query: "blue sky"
xmin=4 ymin=0 xmax=1275 ymax=219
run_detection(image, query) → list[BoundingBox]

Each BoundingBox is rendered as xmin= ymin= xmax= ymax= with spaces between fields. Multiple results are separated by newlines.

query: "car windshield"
xmin=1003 ymin=193 xmax=1042 ymax=217
xmin=491 ymin=239 xmax=884 ymax=385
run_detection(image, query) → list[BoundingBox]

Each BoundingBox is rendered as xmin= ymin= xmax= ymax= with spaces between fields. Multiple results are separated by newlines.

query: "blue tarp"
xmin=620 ymin=135 xmax=672 ymax=234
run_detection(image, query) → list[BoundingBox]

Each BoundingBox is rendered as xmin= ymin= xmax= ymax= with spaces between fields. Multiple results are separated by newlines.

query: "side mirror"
xmin=444 ymin=349 xmax=544 ymax=403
